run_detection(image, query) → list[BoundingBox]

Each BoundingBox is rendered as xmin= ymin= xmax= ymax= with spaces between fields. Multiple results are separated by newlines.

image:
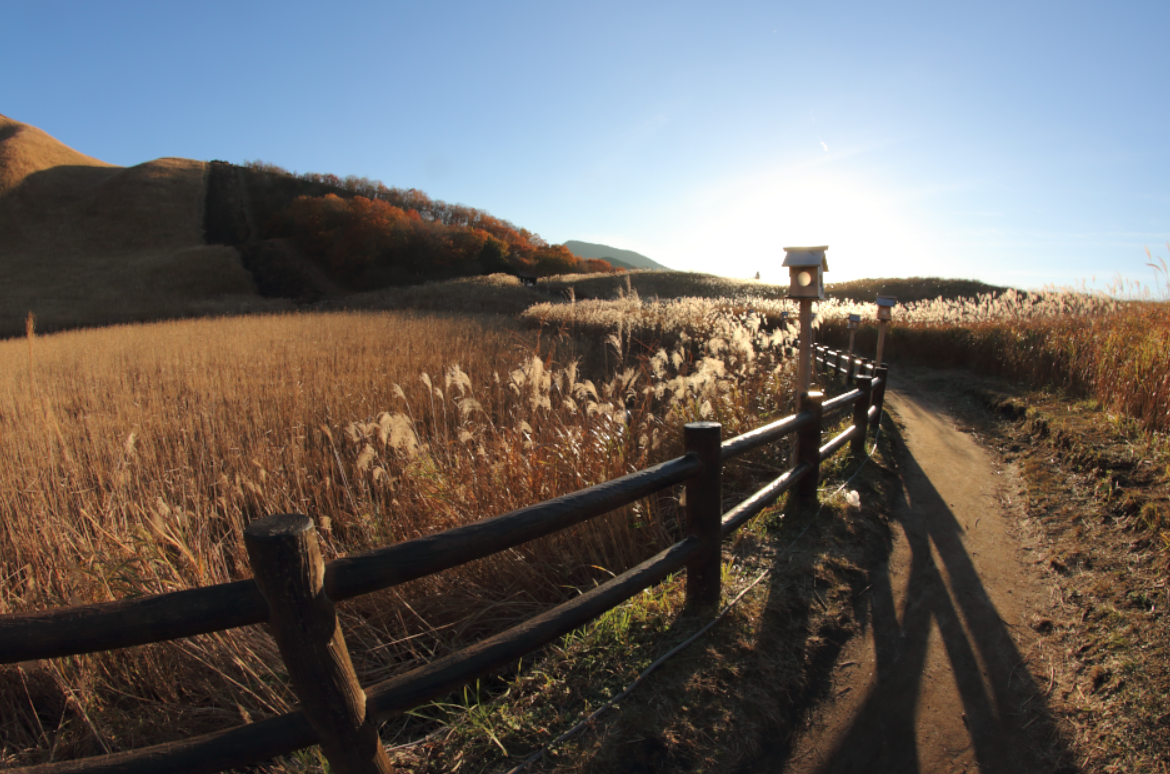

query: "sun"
xmin=658 ymin=159 xmax=941 ymax=284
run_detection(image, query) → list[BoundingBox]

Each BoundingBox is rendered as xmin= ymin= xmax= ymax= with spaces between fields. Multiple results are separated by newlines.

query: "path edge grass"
xmin=377 ymin=412 xmax=903 ymax=773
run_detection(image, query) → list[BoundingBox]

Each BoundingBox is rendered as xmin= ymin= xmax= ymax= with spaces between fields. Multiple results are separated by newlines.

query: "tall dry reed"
xmin=1 ymin=303 xmax=796 ymax=766
xmin=817 ymin=288 xmax=1170 ymax=434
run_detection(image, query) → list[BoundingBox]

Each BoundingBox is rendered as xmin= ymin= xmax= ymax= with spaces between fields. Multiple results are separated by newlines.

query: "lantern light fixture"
xmin=782 ymin=246 xmax=829 ymax=300
xmin=876 ymin=295 xmax=897 ymax=321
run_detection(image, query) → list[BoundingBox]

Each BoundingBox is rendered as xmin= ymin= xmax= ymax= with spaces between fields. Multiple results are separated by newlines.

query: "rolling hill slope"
xmin=0 ymin=114 xmax=270 ymax=337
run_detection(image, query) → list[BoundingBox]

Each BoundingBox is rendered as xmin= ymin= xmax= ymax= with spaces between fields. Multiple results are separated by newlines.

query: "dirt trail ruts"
xmin=756 ymin=379 xmax=1061 ymax=773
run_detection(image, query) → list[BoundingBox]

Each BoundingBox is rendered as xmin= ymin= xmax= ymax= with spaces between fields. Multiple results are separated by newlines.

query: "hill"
xmin=0 ymin=115 xmax=607 ymax=337
xmin=0 ymin=114 xmax=273 ymax=337
xmin=0 ymin=114 xmax=116 ymax=198
xmin=564 ymin=240 xmax=671 ymax=271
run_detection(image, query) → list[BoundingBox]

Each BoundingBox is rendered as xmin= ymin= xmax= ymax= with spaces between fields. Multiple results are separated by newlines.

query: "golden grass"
xmin=540 ymin=269 xmax=787 ymax=304
xmin=817 ymin=289 xmax=1170 ymax=434
xmin=823 ymin=276 xmax=1007 ymax=304
xmin=7 ymin=252 xmax=1166 ymax=768
xmin=342 ymin=273 xmax=551 ymax=316
xmin=0 ymin=113 xmax=115 ymax=197
xmin=0 ymin=304 xmax=798 ymax=766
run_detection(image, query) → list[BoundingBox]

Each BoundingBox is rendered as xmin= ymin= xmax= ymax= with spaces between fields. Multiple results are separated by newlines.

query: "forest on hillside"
xmin=238 ymin=161 xmax=620 ymax=287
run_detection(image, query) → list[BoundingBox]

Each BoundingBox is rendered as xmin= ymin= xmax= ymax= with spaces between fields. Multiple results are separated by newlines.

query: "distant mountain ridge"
xmin=564 ymin=240 xmax=671 ymax=271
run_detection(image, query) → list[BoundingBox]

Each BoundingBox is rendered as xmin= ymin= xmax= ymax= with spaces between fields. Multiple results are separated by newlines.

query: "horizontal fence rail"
xmin=0 ymin=456 xmax=704 ymax=664
xmin=3 ymin=345 xmax=889 ymax=774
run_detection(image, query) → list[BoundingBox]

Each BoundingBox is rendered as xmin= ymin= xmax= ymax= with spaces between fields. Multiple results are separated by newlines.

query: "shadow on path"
xmin=763 ymin=391 xmax=1071 ymax=774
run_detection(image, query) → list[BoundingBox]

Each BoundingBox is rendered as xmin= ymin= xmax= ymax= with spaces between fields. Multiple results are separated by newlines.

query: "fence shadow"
xmin=580 ymin=498 xmax=877 ymax=774
xmin=769 ymin=415 xmax=1071 ymax=774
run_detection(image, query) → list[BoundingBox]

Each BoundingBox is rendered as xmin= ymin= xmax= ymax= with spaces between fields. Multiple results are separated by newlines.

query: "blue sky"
xmin=6 ymin=0 xmax=1169 ymax=290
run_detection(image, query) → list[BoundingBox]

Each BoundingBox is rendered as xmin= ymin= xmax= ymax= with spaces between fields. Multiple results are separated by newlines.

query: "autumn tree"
xmin=533 ymin=244 xmax=579 ymax=276
xmin=581 ymin=257 xmax=618 ymax=273
xmin=248 ymin=160 xmax=605 ymax=289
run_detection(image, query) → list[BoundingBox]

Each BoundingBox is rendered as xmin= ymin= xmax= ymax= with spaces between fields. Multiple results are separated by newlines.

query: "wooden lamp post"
xmin=782 ymin=246 xmax=828 ymax=407
xmin=874 ymin=294 xmax=897 ymax=367
xmin=846 ymin=313 xmax=861 ymax=358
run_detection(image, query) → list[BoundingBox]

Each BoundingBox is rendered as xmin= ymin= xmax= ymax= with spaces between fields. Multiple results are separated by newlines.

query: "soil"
xmin=753 ymin=373 xmax=1072 ymax=773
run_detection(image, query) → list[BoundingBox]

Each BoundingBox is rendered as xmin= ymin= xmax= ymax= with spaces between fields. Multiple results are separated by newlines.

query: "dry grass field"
xmin=0 ymin=302 xmax=801 ymax=768
xmin=4 ymin=120 xmax=1168 ymax=768
xmin=819 ymin=288 xmax=1170 ymax=435
xmin=518 ymin=281 xmax=1170 ymax=773
xmin=2 ymin=268 xmax=1168 ymax=771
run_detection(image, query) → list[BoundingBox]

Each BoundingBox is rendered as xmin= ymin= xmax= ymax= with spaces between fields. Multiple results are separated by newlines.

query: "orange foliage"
xmin=271 ymin=192 xmax=618 ymax=283
xmin=582 ymin=257 xmax=617 ymax=273
xmin=247 ymin=160 xmax=623 ymax=283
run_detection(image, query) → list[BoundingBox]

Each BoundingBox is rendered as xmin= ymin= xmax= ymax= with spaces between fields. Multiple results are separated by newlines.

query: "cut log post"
xmin=684 ymin=422 xmax=722 ymax=609
xmin=852 ymin=376 xmax=873 ymax=457
xmin=797 ymin=299 xmax=813 ymax=404
xmin=796 ymin=390 xmax=824 ymax=503
xmin=245 ymin=514 xmax=393 ymax=774
xmin=871 ymin=366 xmax=889 ymax=432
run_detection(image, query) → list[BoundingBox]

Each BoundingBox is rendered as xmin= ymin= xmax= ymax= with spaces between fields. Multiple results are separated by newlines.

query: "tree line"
xmin=243 ymin=161 xmax=620 ymax=285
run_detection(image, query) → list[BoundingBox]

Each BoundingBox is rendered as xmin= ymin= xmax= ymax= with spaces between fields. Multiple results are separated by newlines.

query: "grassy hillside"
xmin=825 ymin=276 xmax=1007 ymax=303
xmin=0 ymin=115 xmax=277 ymax=337
xmin=0 ymin=116 xmax=626 ymax=336
xmin=2 ymin=114 xmax=1019 ymax=340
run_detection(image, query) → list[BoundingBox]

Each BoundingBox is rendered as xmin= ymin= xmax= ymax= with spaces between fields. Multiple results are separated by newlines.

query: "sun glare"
xmin=660 ymin=160 xmax=939 ymax=284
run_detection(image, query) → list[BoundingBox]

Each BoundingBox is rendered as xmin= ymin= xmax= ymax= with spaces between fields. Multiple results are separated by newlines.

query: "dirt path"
xmin=756 ymin=380 xmax=1060 ymax=773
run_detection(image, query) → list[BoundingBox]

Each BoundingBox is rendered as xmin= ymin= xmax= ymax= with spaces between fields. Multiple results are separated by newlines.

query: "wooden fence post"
xmin=871 ymin=366 xmax=889 ymax=432
xmin=851 ymin=375 xmax=873 ymax=457
xmin=684 ymin=422 xmax=722 ymax=609
xmin=796 ymin=390 xmax=824 ymax=503
xmin=245 ymin=514 xmax=393 ymax=774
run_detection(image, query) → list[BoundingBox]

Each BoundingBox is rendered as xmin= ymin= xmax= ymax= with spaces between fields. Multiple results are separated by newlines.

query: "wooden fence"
xmin=0 ymin=347 xmax=888 ymax=774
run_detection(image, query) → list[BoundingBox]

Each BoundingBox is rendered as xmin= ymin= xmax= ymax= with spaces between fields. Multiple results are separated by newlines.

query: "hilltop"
xmin=0 ymin=114 xmax=117 ymax=198
xmin=563 ymin=240 xmax=671 ymax=271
